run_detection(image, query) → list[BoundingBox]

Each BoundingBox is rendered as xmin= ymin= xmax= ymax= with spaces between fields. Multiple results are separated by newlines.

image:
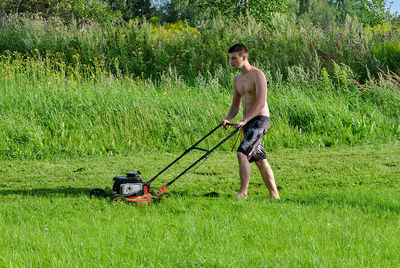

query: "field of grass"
xmin=0 ymin=144 xmax=399 ymax=266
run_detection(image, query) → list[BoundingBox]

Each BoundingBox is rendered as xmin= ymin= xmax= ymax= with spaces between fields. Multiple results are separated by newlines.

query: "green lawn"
xmin=0 ymin=144 xmax=399 ymax=267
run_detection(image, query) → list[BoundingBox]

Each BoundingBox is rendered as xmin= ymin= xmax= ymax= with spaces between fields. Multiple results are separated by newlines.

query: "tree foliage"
xmin=290 ymin=0 xmax=394 ymax=28
xmin=0 ymin=0 xmax=395 ymax=27
xmin=249 ymin=0 xmax=291 ymax=24
xmin=107 ymin=0 xmax=156 ymax=21
xmin=160 ymin=0 xmax=290 ymax=26
xmin=200 ymin=0 xmax=291 ymax=25
xmin=359 ymin=0 xmax=392 ymax=26
xmin=0 ymin=0 xmax=118 ymax=24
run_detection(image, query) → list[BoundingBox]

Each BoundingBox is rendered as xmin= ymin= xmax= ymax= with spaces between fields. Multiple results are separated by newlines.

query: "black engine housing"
xmin=112 ymin=171 xmax=146 ymax=196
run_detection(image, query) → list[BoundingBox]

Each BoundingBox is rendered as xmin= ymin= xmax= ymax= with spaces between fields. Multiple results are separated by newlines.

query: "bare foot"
xmin=234 ymin=193 xmax=247 ymax=199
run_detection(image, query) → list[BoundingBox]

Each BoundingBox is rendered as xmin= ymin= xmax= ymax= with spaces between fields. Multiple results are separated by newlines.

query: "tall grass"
xmin=0 ymin=53 xmax=399 ymax=159
xmin=1 ymin=14 xmax=400 ymax=82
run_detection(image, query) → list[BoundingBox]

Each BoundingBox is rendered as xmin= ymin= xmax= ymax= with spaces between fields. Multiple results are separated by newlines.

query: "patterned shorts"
xmin=237 ymin=116 xmax=270 ymax=163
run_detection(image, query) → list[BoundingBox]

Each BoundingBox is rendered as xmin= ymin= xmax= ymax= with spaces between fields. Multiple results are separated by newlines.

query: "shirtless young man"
xmin=221 ymin=44 xmax=280 ymax=199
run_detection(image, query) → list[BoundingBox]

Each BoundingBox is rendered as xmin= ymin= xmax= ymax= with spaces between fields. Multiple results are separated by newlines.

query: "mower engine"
xmin=113 ymin=171 xmax=147 ymax=197
xmin=87 ymin=170 xmax=153 ymax=204
xmin=110 ymin=171 xmax=153 ymax=204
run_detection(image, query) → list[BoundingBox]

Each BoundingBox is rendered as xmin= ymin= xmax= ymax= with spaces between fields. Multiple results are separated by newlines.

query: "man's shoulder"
xmin=251 ymin=67 xmax=265 ymax=77
xmin=246 ymin=68 xmax=266 ymax=83
xmin=233 ymin=73 xmax=241 ymax=83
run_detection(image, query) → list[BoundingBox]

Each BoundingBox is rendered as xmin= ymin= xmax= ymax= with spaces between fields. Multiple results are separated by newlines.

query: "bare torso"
xmin=234 ymin=68 xmax=270 ymax=118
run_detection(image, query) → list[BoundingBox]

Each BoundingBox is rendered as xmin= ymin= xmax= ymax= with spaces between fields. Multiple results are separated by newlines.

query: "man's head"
xmin=228 ymin=44 xmax=248 ymax=69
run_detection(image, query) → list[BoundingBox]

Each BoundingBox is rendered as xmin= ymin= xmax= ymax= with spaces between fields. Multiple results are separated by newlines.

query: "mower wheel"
xmin=89 ymin=188 xmax=107 ymax=198
xmin=110 ymin=194 xmax=128 ymax=205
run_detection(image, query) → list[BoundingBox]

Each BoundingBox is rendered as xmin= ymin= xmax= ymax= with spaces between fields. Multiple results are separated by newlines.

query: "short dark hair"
xmin=228 ymin=44 xmax=248 ymax=55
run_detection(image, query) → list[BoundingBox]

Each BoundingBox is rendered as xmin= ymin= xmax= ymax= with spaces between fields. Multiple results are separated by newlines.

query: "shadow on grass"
xmin=0 ymin=187 xmax=100 ymax=197
xmin=0 ymin=186 xmax=223 ymax=200
xmin=203 ymin=191 xmax=220 ymax=197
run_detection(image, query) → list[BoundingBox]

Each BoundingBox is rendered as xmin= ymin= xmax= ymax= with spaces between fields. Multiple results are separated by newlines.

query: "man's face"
xmin=229 ymin=52 xmax=245 ymax=69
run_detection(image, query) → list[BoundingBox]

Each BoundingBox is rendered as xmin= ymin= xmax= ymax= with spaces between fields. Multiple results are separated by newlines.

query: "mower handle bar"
xmin=162 ymin=125 xmax=241 ymax=189
xmin=146 ymin=122 xmax=240 ymax=185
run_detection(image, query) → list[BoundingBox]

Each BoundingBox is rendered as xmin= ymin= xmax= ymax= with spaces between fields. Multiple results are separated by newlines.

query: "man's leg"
xmin=236 ymin=151 xmax=250 ymax=198
xmin=255 ymin=159 xmax=280 ymax=199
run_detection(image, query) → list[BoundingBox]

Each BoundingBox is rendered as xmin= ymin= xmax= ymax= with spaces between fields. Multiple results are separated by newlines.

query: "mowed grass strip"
xmin=0 ymin=144 xmax=399 ymax=266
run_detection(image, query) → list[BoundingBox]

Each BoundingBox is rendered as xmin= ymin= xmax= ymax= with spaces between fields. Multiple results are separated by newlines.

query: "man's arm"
xmin=222 ymin=76 xmax=241 ymax=125
xmin=236 ymin=71 xmax=267 ymax=127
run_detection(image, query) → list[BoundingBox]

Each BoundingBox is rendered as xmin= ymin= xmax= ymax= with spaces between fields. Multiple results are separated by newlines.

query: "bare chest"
xmin=236 ymin=75 xmax=256 ymax=96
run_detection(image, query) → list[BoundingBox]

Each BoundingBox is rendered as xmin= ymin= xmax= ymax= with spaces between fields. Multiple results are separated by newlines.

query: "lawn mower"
xmin=89 ymin=123 xmax=240 ymax=205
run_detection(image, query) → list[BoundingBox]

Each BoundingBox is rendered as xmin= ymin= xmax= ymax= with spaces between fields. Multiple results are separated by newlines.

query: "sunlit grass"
xmin=0 ymin=145 xmax=399 ymax=266
xmin=0 ymin=53 xmax=399 ymax=159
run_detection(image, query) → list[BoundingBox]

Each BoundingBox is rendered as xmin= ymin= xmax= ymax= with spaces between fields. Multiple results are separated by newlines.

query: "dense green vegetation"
xmin=0 ymin=1 xmax=399 ymax=267
xmin=0 ymin=145 xmax=399 ymax=266
xmin=0 ymin=1 xmax=399 ymax=160
xmin=0 ymin=53 xmax=399 ymax=159
xmin=1 ymin=13 xmax=400 ymax=82
xmin=0 ymin=0 xmax=400 ymax=81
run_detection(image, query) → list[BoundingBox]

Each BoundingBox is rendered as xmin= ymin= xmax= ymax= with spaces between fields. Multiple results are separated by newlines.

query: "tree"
xmin=108 ymin=0 xmax=156 ymax=21
xmin=0 ymin=0 xmax=118 ymax=25
xmin=197 ymin=0 xmax=290 ymax=25
xmin=155 ymin=0 xmax=289 ymax=25
xmin=299 ymin=0 xmax=310 ymax=15
xmin=290 ymin=0 xmax=392 ymax=28
xmin=160 ymin=0 xmax=201 ymax=23
xmin=359 ymin=0 xmax=391 ymax=26
xmin=248 ymin=0 xmax=291 ymax=24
